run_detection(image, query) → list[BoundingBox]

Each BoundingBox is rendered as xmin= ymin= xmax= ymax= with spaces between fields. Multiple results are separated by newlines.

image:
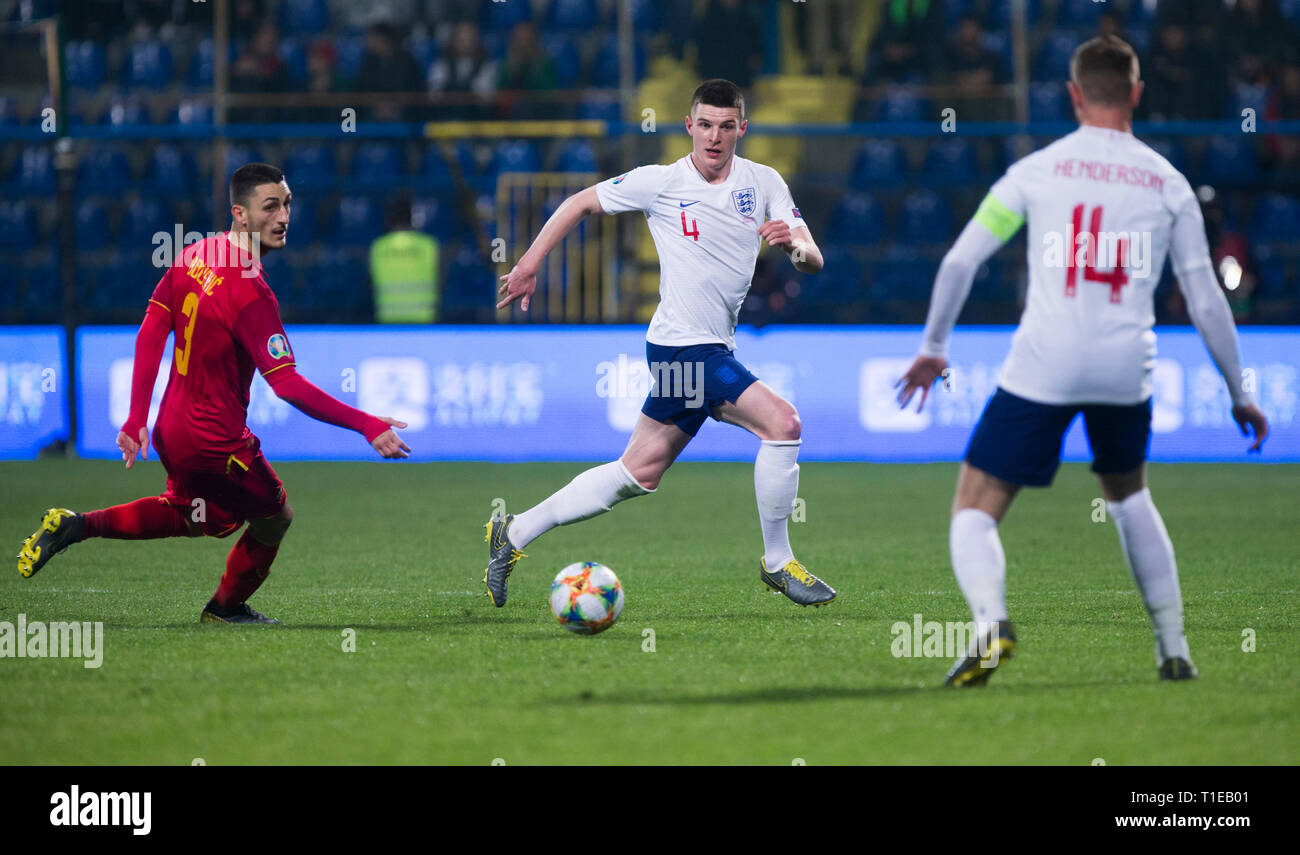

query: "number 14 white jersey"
xmin=991 ymin=125 xmax=1214 ymax=405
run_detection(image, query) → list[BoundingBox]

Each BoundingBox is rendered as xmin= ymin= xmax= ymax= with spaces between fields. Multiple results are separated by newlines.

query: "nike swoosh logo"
xmin=678 ymin=201 xmax=700 ymax=207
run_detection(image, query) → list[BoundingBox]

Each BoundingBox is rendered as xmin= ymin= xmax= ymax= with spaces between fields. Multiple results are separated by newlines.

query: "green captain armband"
xmin=973 ymin=193 xmax=1024 ymax=242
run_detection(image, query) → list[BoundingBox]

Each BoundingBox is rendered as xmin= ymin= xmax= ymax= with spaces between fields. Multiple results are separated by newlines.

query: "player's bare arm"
xmin=497 ymin=185 xmax=604 ymax=311
xmin=759 ymin=220 xmax=823 ymax=274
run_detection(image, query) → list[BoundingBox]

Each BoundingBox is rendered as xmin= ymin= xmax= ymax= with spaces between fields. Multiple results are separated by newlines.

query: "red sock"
xmin=82 ymin=497 xmax=190 ymax=540
xmin=214 ymin=531 xmax=279 ymax=608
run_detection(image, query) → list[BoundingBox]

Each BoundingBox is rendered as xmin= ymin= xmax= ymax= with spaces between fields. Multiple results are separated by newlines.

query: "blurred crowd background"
xmin=1 ymin=0 xmax=1298 ymax=327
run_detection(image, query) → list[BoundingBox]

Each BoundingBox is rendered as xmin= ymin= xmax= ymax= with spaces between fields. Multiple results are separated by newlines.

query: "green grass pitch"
xmin=1 ymin=458 xmax=1295 ymax=765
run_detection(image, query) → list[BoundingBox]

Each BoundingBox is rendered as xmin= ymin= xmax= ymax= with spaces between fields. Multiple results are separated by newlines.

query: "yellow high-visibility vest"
xmin=370 ymin=230 xmax=439 ymax=323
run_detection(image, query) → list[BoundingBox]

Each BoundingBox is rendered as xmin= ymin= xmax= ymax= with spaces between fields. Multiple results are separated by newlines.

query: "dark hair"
xmin=229 ymin=162 xmax=285 ymax=208
xmin=690 ymin=78 xmax=745 ymax=120
xmin=1070 ymin=35 xmax=1139 ymax=106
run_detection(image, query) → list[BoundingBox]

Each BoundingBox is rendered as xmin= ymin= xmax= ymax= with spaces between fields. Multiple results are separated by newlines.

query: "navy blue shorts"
xmin=640 ymin=342 xmax=759 ymax=437
xmin=965 ymin=387 xmax=1152 ymax=487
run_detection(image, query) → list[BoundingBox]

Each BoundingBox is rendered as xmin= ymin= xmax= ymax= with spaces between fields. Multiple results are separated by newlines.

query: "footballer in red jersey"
xmin=17 ymin=163 xmax=411 ymax=624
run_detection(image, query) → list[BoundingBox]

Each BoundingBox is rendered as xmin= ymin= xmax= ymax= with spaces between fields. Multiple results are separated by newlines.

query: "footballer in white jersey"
xmin=895 ymin=36 xmax=1269 ymax=686
xmin=485 ymin=79 xmax=837 ymax=608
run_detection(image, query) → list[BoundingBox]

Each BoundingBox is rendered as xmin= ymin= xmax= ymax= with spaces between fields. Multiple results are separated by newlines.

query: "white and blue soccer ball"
xmin=549 ymin=561 xmax=624 ymax=635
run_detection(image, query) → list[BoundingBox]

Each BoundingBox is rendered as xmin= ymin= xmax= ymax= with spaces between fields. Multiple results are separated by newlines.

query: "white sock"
xmin=755 ymin=439 xmax=800 ymax=570
xmin=508 ymin=460 xmax=650 ymax=549
xmin=1108 ymin=488 xmax=1190 ymax=664
xmin=950 ymin=508 xmax=1008 ymax=626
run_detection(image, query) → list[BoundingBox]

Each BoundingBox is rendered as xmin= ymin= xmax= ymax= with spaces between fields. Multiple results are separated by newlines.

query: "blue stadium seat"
xmin=284 ymin=197 xmax=317 ymax=245
xmin=981 ymin=30 xmax=1012 ymax=81
xmin=22 ymin=252 xmax=59 ymax=322
xmin=1028 ymin=81 xmax=1068 ymax=121
xmin=627 ymin=0 xmax=658 ymax=30
xmin=409 ymin=34 xmax=438 ymax=74
xmin=1281 ymin=0 xmax=1300 ymax=23
xmin=334 ymin=196 xmax=383 ymax=246
xmin=1128 ymin=0 xmax=1158 ymax=23
xmin=826 ymin=192 xmax=885 ymax=247
xmin=876 ymin=88 xmax=928 ymax=123
xmin=850 ymin=139 xmax=907 ymax=189
xmin=278 ymin=37 xmax=308 ymax=85
xmin=123 ymin=198 xmax=174 ymax=246
xmin=190 ymin=38 xmax=215 ymax=88
xmin=986 ymin=0 xmax=1041 ymax=27
xmin=556 ymin=139 xmax=598 ymax=173
xmin=310 ymin=248 xmax=371 ymax=317
xmin=103 ymin=98 xmax=150 ymax=127
xmin=1252 ymin=194 xmax=1300 ymax=241
xmin=490 ymin=140 xmax=541 ymax=176
xmin=76 ymin=200 xmax=111 ymax=252
xmin=419 ymin=143 xmax=477 ymax=187
xmin=334 ymin=33 xmax=366 ymax=83
xmin=174 ymin=99 xmax=213 ymax=125
xmin=592 ymin=34 xmax=646 ymax=88
xmin=278 ymin=0 xmax=329 ymax=38
xmin=549 ymin=0 xmax=599 ymax=29
xmin=1035 ymin=29 xmax=1078 ymax=82
xmin=412 ymin=195 xmax=454 ymax=239
xmin=443 ymin=245 xmax=494 ymax=320
xmin=0 ymin=201 xmax=37 ymax=249
xmin=351 ymin=142 xmax=406 ymax=182
xmin=1255 ymin=255 xmax=1292 ymax=297
xmin=77 ymin=148 xmax=132 ymax=196
xmin=147 ymin=145 xmax=193 ymax=195
xmin=870 ymin=247 xmax=935 ymax=302
xmin=898 ymin=190 xmax=954 ymax=245
xmin=284 ymin=144 xmax=336 ymax=186
xmin=222 ymin=146 xmax=264 ymax=181
xmin=0 ymin=96 xmax=18 ymax=126
xmin=578 ymin=100 xmax=621 ymax=122
xmin=922 ymin=138 xmax=978 ymax=185
xmin=65 ymin=40 xmax=106 ymax=90
xmin=122 ymin=40 xmax=173 ymax=90
xmin=1202 ymin=136 xmax=1258 ymax=182
xmin=1057 ymin=0 xmax=1106 ymax=25
xmin=483 ymin=0 xmax=532 ymax=31
xmin=1142 ymin=137 xmax=1187 ymax=175
xmin=1231 ymin=82 xmax=1268 ymax=121
xmin=803 ymin=247 xmax=863 ymax=306
xmin=11 ymin=145 xmax=56 ymax=195
xmin=543 ymin=33 xmax=582 ymax=88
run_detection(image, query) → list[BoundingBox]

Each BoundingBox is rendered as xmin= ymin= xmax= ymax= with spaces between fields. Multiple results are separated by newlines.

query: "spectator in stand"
xmin=692 ymin=0 xmax=764 ymax=88
xmin=497 ymin=22 xmax=557 ymax=119
xmin=1143 ymin=22 xmax=1217 ymax=120
xmin=866 ymin=0 xmax=945 ymax=84
xmin=229 ymin=21 xmax=289 ymax=123
xmin=946 ymin=14 xmax=1003 ymax=120
xmin=358 ymin=22 xmax=424 ymax=120
xmin=228 ymin=0 xmax=270 ymax=43
xmin=428 ymin=21 xmax=497 ymax=120
xmin=1226 ymin=0 xmax=1297 ymax=84
xmin=291 ymin=40 xmax=339 ymax=123
xmin=1265 ymin=63 xmax=1300 ymax=169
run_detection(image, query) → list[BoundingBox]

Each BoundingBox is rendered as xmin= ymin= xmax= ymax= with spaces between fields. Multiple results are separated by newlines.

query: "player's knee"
xmin=772 ymin=407 xmax=801 ymax=441
xmin=249 ymin=503 xmax=293 ymax=544
xmin=623 ymin=458 xmax=665 ymax=492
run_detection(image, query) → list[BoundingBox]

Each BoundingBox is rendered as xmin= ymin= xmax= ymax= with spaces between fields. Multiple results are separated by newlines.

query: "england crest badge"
xmin=731 ymin=187 xmax=756 ymax=217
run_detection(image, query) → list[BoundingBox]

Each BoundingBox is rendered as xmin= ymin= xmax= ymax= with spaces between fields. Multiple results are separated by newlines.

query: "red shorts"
xmin=157 ymin=436 xmax=287 ymax=537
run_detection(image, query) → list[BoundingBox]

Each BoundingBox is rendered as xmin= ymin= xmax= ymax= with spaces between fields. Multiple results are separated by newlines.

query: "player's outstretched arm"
xmin=759 ymin=221 xmax=823 ymax=274
xmin=266 ymin=368 xmax=411 ymax=459
xmin=497 ymin=185 xmax=604 ymax=311
xmin=896 ymin=217 xmax=1006 ymax=412
xmin=117 ymin=307 xmax=172 ymax=469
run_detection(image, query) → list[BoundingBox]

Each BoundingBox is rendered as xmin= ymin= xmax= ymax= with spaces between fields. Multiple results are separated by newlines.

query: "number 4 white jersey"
xmin=988 ymin=125 xmax=1213 ymax=405
xmin=595 ymin=154 xmax=806 ymax=350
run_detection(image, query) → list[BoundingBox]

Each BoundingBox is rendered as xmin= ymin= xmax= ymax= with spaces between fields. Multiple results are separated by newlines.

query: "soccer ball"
xmin=549 ymin=561 xmax=624 ymax=635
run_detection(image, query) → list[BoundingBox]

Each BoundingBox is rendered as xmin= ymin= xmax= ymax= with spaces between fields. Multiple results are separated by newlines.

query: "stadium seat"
xmin=11 ymin=145 xmax=56 ymax=195
xmin=1252 ymin=194 xmax=1300 ymax=241
xmin=351 ymin=142 xmax=406 ymax=183
xmin=1142 ymin=137 xmax=1187 ymax=175
xmin=1231 ymin=82 xmax=1268 ymax=121
xmin=870 ymin=246 xmax=936 ymax=302
xmin=334 ymin=33 xmax=366 ymax=84
xmin=1281 ymin=0 xmax=1300 ymax=22
xmin=592 ymin=34 xmax=647 ymax=88
xmin=489 ymin=140 xmax=541 ymax=177
xmin=333 ymin=196 xmax=383 ymax=246
xmin=549 ymin=0 xmax=599 ymax=29
xmin=174 ymin=99 xmax=213 ymax=125
xmin=442 ymin=245 xmax=494 ymax=322
xmin=922 ymin=138 xmax=979 ymax=186
xmin=278 ymin=0 xmax=329 ymax=38
xmin=898 ymin=190 xmax=954 ymax=245
xmin=542 ymin=33 xmax=582 ymax=88
xmin=284 ymin=144 xmax=336 ymax=187
xmin=849 ymin=139 xmax=907 ymax=189
xmin=75 ymin=200 xmax=111 ymax=252
xmin=578 ymin=100 xmax=622 ymax=122
xmin=146 ymin=145 xmax=193 ymax=195
xmin=77 ymin=148 xmax=132 ymax=196
xmin=986 ymin=0 xmax=1041 ymax=27
xmin=65 ymin=40 xmax=106 ymax=90
xmin=284 ymin=197 xmax=317 ymax=245
xmin=876 ymin=88 xmax=928 ymax=123
xmin=222 ymin=146 xmax=264 ymax=181
xmin=122 ymin=40 xmax=173 ymax=90
xmin=1255 ymin=255 xmax=1293 ymax=298
xmin=1028 ymin=82 xmax=1068 ymax=121
xmin=189 ymin=37 xmax=216 ymax=88
xmin=803 ymin=246 xmax=864 ymax=308
xmin=21 ymin=252 xmax=59 ymax=322
xmin=278 ymin=37 xmax=308 ymax=85
xmin=103 ymin=98 xmax=150 ymax=127
xmin=1035 ymin=29 xmax=1078 ymax=82
xmin=123 ymin=198 xmax=174 ymax=247
xmin=1056 ymin=0 xmax=1106 ymax=26
xmin=409 ymin=34 xmax=438 ymax=75
xmin=1202 ymin=136 xmax=1258 ymax=182
xmin=0 ymin=201 xmax=37 ymax=249
xmin=309 ymin=248 xmax=371 ymax=318
xmin=483 ymin=0 xmax=532 ymax=31
xmin=0 ymin=96 xmax=18 ymax=126
xmin=555 ymin=139 xmax=598 ymax=174
xmin=1128 ymin=0 xmax=1158 ymax=23
xmin=826 ymin=192 xmax=885 ymax=246
xmin=981 ymin=30 xmax=1012 ymax=81
xmin=419 ymin=143 xmax=477 ymax=187
xmin=411 ymin=195 xmax=454 ymax=239
xmin=627 ymin=0 xmax=658 ymax=30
